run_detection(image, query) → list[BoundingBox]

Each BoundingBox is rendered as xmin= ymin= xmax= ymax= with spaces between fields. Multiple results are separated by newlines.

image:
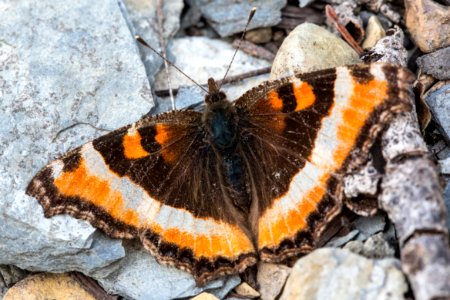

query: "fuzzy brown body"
xmin=26 ymin=63 xmax=414 ymax=284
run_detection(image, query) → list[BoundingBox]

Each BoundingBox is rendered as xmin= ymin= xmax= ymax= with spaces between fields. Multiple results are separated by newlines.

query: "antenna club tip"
xmin=249 ymin=7 xmax=257 ymax=19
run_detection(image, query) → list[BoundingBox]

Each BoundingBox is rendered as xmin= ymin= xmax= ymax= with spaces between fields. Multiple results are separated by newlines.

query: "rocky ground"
xmin=0 ymin=0 xmax=449 ymax=299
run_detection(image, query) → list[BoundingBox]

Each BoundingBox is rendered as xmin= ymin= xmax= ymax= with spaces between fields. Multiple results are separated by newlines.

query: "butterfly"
xmin=27 ymin=63 xmax=413 ymax=284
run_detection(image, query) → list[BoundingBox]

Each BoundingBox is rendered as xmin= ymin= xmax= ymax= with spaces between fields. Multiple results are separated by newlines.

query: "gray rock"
xmin=417 ymin=47 xmax=450 ymax=81
xmin=270 ymin=23 xmax=361 ymax=79
xmin=187 ymin=0 xmax=287 ymax=37
xmin=154 ymin=36 xmax=270 ymax=109
xmin=444 ymin=182 xmax=450 ymax=230
xmin=354 ymin=214 xmax=386 ymax=241
xmin=299 ymin=0 xmax=317 ymax=7
xmin=257 ymin=263 xmax=291 ymax=300
xmin=344 ymin=233 xmax=395 ymax=258
xmin=0 ymin=0 xmax=152 ymax=280
xmin=325 ymin=229 xmax=360 ymax=248
xmin=120 ymin=0 xmax=184 ymax=85
xmin=280 ymin=248 xmax=407 ymax=300
xmin=97 ymin=246 xmax=240 ymax=300
xmin=181 ymin=5 xmax=203 ymax=29
xmin=440 ymin=156 xmax=450 ymax=175
xmin=424 ymin=82 xmax=450 ymax=143
xmin=154 ymin=37 xmax=270 ymax=90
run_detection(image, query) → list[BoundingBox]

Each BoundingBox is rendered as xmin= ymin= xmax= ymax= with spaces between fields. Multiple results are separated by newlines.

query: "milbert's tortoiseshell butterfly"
xmin=27 ymin=57 xmax=413 ymax=283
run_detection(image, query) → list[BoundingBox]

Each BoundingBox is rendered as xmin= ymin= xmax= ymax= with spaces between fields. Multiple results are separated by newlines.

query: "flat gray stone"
xmin=0 ymin=0 xmax=152 ymax=278
xmin=325 ymin=230 xmax=360 ymax=248
xmin=154 ymin=36 xmax=270 ymax=110
xmin=281 ymin=248 xmax=407 ymax=300
xmin=97 ymin=246 xmax=240 ymax=300
xmin=424 ymin=82 xmax=450 ymax=143
xmin=120 ymin=0 xmax=184 ymax=85
xmin=417 ymin=46 xmax=450 ymax=81
xmin=187 ymin=0 xmax=287 ymax=37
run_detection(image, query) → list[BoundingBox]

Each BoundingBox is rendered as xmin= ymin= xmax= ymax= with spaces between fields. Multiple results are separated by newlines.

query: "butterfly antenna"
xmin=218 ymin=7 xmax=257 ymax=90
xmin=135 ymin=35 xmax=209 ymax=95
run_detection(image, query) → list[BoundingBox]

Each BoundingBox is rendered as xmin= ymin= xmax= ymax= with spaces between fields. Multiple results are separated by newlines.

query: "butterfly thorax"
xmin=203 ymin=78 xmax=239 ymax=151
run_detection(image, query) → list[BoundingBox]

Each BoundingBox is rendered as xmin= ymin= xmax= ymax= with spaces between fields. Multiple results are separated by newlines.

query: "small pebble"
xmin=234 ymin=282 xmax=260 ymax=298
xmin=416 ymin=46 xmax=450 ymax=81
xmin=245 ymin=27 xmax=273 ymax=44
xmin=257 ymin=263 xmax=291 ymax=300
xmin=424 ymin=81 xmax=450 ymax=143
xmin=362 ymin=15 xmax=386 ymax=49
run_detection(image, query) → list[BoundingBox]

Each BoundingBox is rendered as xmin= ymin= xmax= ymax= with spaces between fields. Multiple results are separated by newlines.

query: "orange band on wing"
xmin=123 ymin=130 xmax=150 ymax=159
xmin=334 ymin=78 xmax=388 ymax=165
xmin=150 ymin=222 xmax=254 ymax=258
xmin=293 ymin=81 xmax=316 ymax=111
xmin=258 ymin=175 xmax=328 ymax=247
xmin=54 ymin=159 xmax=140 ymax=227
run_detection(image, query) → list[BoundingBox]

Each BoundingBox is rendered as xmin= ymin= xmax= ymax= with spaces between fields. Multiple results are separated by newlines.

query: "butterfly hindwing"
xmin=27 ymin=110 xmax=257 ymax=284
xmin=235 ymin=63 xmax=414 ymax=261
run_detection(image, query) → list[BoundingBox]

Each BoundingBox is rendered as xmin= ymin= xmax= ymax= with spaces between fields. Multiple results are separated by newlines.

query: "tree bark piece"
xmin=379 ymin=107 xmax=450 ymax=299
xmin=380 ymin=158 xmax=447 ymax=245
xmin=402 ymin=234 xmax=450 ymax=300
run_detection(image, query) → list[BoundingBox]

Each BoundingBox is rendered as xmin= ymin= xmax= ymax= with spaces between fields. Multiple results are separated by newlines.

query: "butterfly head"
xmin=205 ymin=78 xmax=227 ymax=104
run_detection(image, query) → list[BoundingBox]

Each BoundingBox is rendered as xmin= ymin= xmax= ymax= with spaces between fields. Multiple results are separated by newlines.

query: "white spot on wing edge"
xmin=50 ymin=160 xmax=64 ymax=178
xmin=370 ymin=63 xmax=387 ymax=82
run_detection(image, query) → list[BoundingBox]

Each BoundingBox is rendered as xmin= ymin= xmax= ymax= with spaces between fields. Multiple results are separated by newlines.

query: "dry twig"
xmin=325 ymin=5 xmax=364 ymax=55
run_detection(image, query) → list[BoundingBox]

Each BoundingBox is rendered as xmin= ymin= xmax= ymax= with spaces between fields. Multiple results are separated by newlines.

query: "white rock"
xmin=280 ymin=248 xmax=407 ymax=300
xmin=270 ymin=23 xmax=361 ymax=79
